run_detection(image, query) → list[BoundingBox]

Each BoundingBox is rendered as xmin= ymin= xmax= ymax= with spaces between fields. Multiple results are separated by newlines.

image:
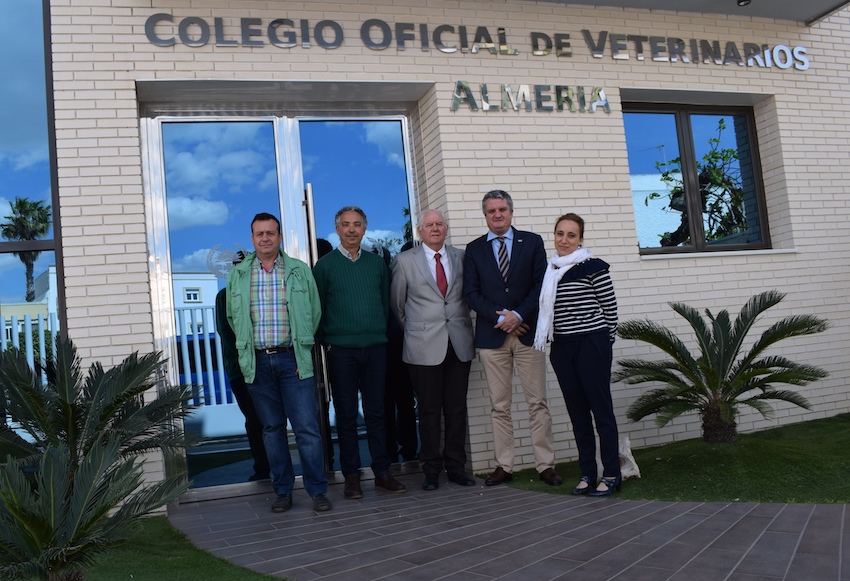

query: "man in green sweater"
xmin=313 ymin=206 xmax=407 ymax=499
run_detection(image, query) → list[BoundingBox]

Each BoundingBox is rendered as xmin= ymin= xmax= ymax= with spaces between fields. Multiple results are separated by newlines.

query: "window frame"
xmin=0 ymin=0 xmax=65 ymax=339
xmin=183 ymin=288 xmax=202 ymax=303
xmin=624 ymin=102 xmax=771 ymax=255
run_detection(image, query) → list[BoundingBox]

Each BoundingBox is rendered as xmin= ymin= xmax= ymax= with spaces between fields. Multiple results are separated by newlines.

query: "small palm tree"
xmin=0 ymin=338 xmax=196 ymax=581
xmin=615 ymin=290 xmax=830 ymax=443
xmin=0 ymin=196 xmax=52 ymax=302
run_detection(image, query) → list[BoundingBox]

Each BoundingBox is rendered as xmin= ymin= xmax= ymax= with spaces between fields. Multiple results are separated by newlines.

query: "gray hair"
xmin=481 ymin=190 xmax=514 ymax=214
xmin=334 ymin=205 xmax=368 ymax=227
xmin=417 ymin=209 xmax=447 ymax=227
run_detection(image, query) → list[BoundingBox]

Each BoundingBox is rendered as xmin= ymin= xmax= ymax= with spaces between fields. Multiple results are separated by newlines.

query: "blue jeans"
xmin=248 ymin=350 xmax=328 ymax=497
xmin=327 ymin=345 xmax=391 ymax=477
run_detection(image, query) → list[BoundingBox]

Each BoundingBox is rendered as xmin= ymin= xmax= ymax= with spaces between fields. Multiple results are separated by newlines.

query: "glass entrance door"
xmin=148 ymin=115 xmax=416 ymax=490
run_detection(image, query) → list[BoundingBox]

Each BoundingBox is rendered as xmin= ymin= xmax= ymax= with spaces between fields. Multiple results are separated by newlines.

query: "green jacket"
xmin=225 ymin=250 xmax=321 ymax=383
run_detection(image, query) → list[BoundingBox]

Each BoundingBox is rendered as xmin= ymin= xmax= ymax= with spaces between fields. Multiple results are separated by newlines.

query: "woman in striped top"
xmin=533 ymin=213 xmax=621 ymax=497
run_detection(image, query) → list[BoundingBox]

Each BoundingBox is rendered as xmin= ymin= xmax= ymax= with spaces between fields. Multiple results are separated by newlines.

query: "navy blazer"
xmin=463 ymin=227 xmax=547 ymax=349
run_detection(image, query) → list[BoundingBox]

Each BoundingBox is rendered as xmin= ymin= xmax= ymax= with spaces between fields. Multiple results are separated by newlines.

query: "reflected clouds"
xmin=166 ymin=197 xmax=229 ymax=231
xmin=364 ymin=123 xmax=405 ymax=169
xmin=0 ymin=0 xmax=49 ymax=166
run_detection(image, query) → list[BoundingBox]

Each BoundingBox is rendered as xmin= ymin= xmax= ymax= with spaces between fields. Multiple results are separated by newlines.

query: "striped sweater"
xmin=552 ymin=258 xmax=618 ymax=342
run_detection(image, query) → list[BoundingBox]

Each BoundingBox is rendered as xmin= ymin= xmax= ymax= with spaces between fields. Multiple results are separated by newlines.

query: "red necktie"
xmin=435 ymin=252 xmax=448 ymax=297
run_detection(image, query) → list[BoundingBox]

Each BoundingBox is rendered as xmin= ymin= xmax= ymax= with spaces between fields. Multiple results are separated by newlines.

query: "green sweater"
xmin=313 ymin=249 xmax=389 ymax=348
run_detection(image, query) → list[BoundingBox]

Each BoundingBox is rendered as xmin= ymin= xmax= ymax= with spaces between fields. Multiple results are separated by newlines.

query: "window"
xmin=183 ymin=288 xmax=201 ymax=303
xmin=1 ymin=0 xmax=63 ymax=354
xmin=623 ymin=104 xmax=769 ymax=253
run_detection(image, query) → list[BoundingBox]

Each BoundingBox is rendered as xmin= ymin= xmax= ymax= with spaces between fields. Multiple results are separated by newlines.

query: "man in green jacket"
xmin=226 ymin=212 xmax=330 ymax=513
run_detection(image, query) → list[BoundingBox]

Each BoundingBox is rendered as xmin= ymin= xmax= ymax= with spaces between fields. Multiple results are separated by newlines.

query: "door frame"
xmin=141 ymin=112 xmax=420 ymax=502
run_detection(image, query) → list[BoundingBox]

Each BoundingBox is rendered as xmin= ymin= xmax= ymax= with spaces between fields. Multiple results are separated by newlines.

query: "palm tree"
xmin=0 ymin=338 xmax=196 ymax=581
xmin=1 ymin=197 xmax=52 ymax=302
xmin=615 ymin=290 xmax=830 ymax=443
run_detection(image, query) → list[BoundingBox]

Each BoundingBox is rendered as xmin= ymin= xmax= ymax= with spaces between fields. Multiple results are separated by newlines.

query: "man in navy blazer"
xmin=463 ymin=190 xmax=561 ymax=487
xmin=391 ymin=210 xmax=476 ymax=490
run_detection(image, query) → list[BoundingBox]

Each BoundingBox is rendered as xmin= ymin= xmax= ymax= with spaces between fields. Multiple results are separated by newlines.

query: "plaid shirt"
xmin=250 ymin=256 xmax=290 ymax=349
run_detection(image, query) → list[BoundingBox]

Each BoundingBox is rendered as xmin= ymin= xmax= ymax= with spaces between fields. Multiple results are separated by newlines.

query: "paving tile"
xmin=167 ymin=475 xmax=842 ymax=581
xmin=784 ymin=552 xmax=840 ymax=579
xmin=732 ymin=531 xmax=798 ymax=577
xmin=666 ymin=546 xmax=743 ymax=580
xmin=610 ymin=563 xmax=676 ymax=580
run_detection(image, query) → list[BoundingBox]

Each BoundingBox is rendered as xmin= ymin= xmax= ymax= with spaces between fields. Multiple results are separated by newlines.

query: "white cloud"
xmin=363 ymin=123 xmax=405 ymax=169
xmin=166 ymin=197 xmax=229 ymax=231
xmin=172 ymin=248 xmax=214 ymax=273
xmin=162 ymin=123 xmax=274 ymax=197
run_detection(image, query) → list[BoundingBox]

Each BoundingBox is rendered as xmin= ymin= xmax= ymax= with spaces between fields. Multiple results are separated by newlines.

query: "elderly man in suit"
xmin=463 ymin=190 xmax=562 ymax=487
xmin=391 ymin=209 xmax=476 ymax=490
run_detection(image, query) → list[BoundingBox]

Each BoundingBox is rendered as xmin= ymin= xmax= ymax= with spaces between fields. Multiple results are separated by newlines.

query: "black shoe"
xmin=312 ymin=493 xmax=333 ymax=512
xmin=344 ymin=474 xmax=363 ymax=499
xmin=271 ymin=494 xmax=292 ymax=513
xmin=538 ymin=468 xmax=563 ymax=486
xmin=375 ymin=472 xmax=407 ymax=493
xmin=485 ymin=467 xmax=513 ymax=486
xmin=421 ymin=474 xmax=439 ymax=490
xmin=249 ymin=473 xmax=270 ymax=482
xmin=447 ymin=472 xmax=476 ymax=486
xmin=589 ymin=476 xmax=622 ymax=497
xmin=571 ymin=475 xmax=593 ymax=495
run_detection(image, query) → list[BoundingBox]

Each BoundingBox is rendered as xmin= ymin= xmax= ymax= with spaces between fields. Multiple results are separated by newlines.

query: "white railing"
xmin=174 ymin=306 xmax=245 ymax=438
xmin=1 ymin=313 xmax=59 ymax=382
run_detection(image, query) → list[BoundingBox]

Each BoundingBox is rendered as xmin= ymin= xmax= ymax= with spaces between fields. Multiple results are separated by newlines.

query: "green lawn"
xmin=508 ymin=413 xmax=850 ymax=503
xmin=85 ymin=516 xmax=279 ymax=581
xmin=82 ymin=414 xmax=848 ymax=580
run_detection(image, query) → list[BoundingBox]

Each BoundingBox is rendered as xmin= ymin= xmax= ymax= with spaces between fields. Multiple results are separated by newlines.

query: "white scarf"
xmin=533 ymin=247 xmax=592 ymax=351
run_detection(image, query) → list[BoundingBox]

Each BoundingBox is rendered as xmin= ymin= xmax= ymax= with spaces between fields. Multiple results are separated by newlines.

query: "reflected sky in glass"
xmin=624 ymin=111 xmax=744 ymax=247
xmin=300 ymin=120 xmax=410 ymax=254
xmin=162 ymin=119 xmax=411 ymax=280
xmin=0 ymin=0 xmax=54 ymax=305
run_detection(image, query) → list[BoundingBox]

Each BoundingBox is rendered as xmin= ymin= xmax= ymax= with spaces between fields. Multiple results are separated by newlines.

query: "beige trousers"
xmin=479 ymin=334 xmax=555 ymax=473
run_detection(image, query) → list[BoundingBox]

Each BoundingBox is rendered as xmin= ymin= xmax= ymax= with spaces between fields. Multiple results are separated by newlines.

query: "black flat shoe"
xmin=589 ymin=476 xmax=621 ymax=497
xmin=571 ymin=475 xmax=592 ymax=495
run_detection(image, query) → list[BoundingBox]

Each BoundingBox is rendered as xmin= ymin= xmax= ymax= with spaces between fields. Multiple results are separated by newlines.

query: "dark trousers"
xmin=550 ymin=331 xmax=620 ymax=480
xmin=229 ymin=375 xmax=270 ymax=478
xmin=408 ymin=341 xmax=472 ymax=477
xmin=385 ymin=337 xmax=418 ymax=462
xmin=327 ymin=344 xmax=391 ymax=477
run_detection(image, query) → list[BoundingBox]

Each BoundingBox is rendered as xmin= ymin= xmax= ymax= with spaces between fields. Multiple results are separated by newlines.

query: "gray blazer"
xmin=390 ymin=244 xmax=475 ymax=366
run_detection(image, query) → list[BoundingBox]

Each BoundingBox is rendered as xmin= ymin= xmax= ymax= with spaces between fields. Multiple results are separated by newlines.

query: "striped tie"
xmin=496 ymin=236 xmax=509 ymax=281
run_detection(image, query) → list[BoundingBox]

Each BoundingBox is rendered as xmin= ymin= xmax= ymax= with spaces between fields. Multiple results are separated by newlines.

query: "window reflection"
xmin=624 ymin=112 xmax=685 ymax=247
xmin=624 ymin=108 xmax=765 ymax=251
xmin=0 ymin=251 xmax=58 ymax=354
xmin=0 ymin=0 xmax=54 ymax=240
xmin=691 ymin=114 xmax=762 ymax=246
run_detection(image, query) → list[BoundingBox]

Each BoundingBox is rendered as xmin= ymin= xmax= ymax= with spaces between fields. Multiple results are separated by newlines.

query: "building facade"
xmin=3 ymin=0 xmax=849 ymax=497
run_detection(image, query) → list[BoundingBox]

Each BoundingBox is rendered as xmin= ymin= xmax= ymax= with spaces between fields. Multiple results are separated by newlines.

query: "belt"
xmin=255 ymin=345 xmax=291 ymax=355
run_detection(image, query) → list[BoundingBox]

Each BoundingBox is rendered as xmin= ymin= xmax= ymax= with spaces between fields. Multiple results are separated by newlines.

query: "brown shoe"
xmin=374 ymin=472 xmax=407 ymax=493
xmin=484 ymin=467 xmax=513 ymax=486
xmin=344 ymin=474 xmax=363 ymax=499
xmin=538 ymin=468 xmax=563 ymax=486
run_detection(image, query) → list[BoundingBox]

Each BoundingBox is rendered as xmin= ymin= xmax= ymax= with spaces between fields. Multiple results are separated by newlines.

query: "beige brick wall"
xmin=50 ymin=0 xmax=850 ymax=480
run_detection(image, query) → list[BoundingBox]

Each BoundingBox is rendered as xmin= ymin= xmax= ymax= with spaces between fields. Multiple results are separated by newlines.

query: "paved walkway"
xmin=168 ymin=471 xmax=848 ymax=581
